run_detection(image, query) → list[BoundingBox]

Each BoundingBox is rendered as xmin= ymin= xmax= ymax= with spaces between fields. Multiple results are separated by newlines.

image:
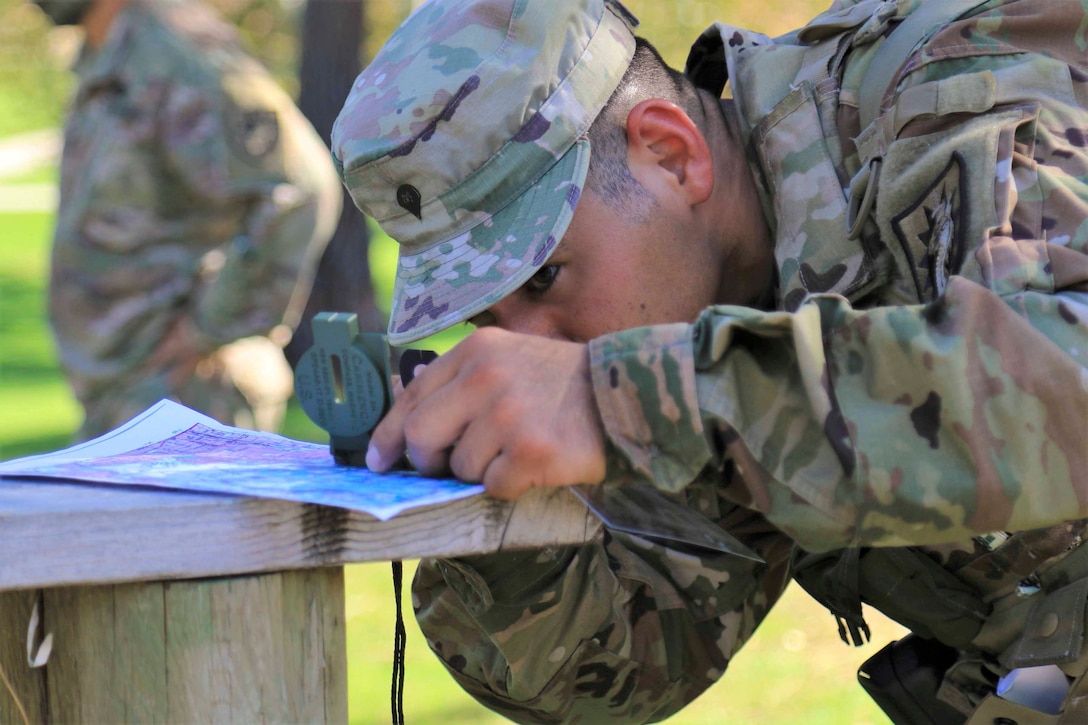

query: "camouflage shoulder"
xmin=204 ymin=60 xmax=316 ymax=181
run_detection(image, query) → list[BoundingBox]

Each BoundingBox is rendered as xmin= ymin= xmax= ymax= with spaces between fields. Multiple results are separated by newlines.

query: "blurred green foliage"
xmin=624 ymin=0 xmax=827 ymax=66
xmin=0 ymin=0 xmax=71 ymax=135
xmin=0 ymin=0 xmax=831 ymax=137
xmin=0 ymin=0 xmax=418 ymax=123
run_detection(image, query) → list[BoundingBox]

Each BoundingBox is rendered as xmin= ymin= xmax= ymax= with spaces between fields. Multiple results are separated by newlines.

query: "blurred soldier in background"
xmin=33 ymin=0 xmax=341 ymax=439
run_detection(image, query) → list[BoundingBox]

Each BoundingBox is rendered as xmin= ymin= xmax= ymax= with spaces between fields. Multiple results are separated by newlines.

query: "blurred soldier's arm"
xmin=163 ymin=62 xmax=341 ymax=352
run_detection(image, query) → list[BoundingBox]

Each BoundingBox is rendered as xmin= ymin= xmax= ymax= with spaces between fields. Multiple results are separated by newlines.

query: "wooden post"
xmin=0 ymin=569 xmax=345 ymax=724
xmin=0 ymin=480 xmax=599 ymax=722
xmin=0 ymin=590 xmax=47 ymax=724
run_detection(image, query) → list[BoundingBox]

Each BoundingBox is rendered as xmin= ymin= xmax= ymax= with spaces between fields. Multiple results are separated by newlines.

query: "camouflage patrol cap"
xmin=332 ymin=0 xmax=639 ymax=345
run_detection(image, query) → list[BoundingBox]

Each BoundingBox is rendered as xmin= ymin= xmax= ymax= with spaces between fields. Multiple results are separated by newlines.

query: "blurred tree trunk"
xmin=286 ymin=0 xmax=384 ymax=367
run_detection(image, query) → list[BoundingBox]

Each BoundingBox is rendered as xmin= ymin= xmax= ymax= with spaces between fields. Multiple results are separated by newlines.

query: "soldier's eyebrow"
xmin=548 ymin=238 xmax=570 ymax=259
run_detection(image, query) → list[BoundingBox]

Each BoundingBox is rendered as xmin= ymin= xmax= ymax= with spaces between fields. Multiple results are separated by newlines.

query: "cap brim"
xmin=386 ymin=137 xmax=590 ymax=346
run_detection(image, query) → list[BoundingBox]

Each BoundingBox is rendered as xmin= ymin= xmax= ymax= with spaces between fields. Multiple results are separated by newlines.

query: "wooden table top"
xmin=0 ymin=479 xmax=600 ymax=591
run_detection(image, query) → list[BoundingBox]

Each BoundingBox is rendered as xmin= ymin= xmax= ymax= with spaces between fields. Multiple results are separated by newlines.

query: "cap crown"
xmin=332 ymin=0 xmax=638 ymax=343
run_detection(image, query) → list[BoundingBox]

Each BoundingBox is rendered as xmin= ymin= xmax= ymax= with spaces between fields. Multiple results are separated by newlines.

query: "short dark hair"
xmin=584 ymin=37 xmax=706 ymax=215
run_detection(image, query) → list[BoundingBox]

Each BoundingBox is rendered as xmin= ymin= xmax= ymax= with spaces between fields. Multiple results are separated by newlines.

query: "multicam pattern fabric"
xmin=331 ymin=0 xmax=637 ymax=345
xmin=416 ymin=481 xmax=794 ymax=723
xmin=49 ymin=0 xmax=340 ymax=440
xmin=415 ymin=0 xmax=1088 ymax=721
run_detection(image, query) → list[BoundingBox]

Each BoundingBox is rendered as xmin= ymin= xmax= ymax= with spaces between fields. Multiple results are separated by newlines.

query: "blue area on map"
xmin=20 ymin=423 xmax=484 ymax=520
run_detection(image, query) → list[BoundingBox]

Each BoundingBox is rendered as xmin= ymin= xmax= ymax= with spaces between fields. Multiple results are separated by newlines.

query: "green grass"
xmin=1 ymin=164 xmax=59 ymax=185
xmin=0 ymin=86 xmax=65 ymax=139
xmin=0 ymin=212 xmax=81 ymax=459
xmin=0 ymin=198 xmax=903 ymax=725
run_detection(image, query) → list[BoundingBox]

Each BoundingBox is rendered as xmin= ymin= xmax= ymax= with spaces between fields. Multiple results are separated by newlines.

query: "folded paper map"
xmin=0 ymin=400 xmax=484 ymax=521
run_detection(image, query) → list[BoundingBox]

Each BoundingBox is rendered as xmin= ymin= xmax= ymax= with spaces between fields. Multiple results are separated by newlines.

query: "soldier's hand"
xmin=147 ymin=316 xmax=206 ymax=388
xmin=366 ymin=327 xmax=607 ymax=499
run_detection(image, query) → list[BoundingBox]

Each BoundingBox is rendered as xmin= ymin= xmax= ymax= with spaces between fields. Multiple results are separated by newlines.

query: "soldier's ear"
xmin=624 ymin=99 xmax=714 ymax=206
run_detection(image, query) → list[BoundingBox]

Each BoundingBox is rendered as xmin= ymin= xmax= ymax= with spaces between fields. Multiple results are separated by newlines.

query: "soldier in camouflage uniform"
xmin=38 ymin=0 xmax=341 ymax=440
xmin=333 ymin=0 xmax=1088 ymax=722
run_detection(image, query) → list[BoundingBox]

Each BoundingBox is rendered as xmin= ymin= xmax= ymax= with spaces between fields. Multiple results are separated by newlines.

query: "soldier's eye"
xmin=525 ymin=265 xmax=560 ymax=296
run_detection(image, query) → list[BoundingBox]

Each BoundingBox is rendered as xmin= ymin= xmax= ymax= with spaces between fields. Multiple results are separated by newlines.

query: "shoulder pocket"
xmin=753 ymin=81 xmax=884 ymax=311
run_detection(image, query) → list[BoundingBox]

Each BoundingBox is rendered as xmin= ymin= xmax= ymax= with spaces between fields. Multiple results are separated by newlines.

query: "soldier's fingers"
xmin=448 ymin=416 xmax=503 ymax=483
xmin=481 ymin=433 xmax=606 ymax=500
xmin=402 ymin=372 xmax=491 ymax=476
xmin=366 ymin=355 xmax=457 ymax=472
xmin=479 ymin=451 xmax=533 ymax=501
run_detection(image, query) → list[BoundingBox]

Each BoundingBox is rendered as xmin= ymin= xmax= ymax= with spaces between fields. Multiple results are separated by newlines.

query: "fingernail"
xmin=366 ymin=445 xmax=385 ymax=471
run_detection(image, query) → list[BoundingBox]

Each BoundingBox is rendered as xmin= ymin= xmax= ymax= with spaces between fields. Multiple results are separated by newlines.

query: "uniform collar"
xmin=683 ymin=24 xmax=779 ymax=247
xmin=683 ymin=24 xmax=776 ymax=145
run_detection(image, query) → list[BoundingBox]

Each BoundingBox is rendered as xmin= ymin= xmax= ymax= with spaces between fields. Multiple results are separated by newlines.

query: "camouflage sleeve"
xmin=162 ymin=66 xmax=341 ymax=345
xmin=414 ymin=483 xmax=794 ymax=723
xmin=591 ymin=280 xmax=1086 ymax=554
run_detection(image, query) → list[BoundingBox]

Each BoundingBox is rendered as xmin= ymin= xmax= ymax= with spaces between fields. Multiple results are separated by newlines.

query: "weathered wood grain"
xmin=0 ymin=479 xmax=597 ymax=723
xmin=0 ymin=570 xmax=345 ymax=723
xmin=0 ymin=480 xmax=601 ymax=591
xmin=0 ymin=590 xmax=47 ymax=725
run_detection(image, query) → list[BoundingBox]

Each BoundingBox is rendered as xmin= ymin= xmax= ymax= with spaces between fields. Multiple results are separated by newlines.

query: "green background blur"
xmin=0 ymin=0 xmax=907 ymax=722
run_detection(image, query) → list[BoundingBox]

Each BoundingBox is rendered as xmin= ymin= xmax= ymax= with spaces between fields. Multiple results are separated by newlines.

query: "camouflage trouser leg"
xmin=74 ymin=336 xmax=293 ymax=441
